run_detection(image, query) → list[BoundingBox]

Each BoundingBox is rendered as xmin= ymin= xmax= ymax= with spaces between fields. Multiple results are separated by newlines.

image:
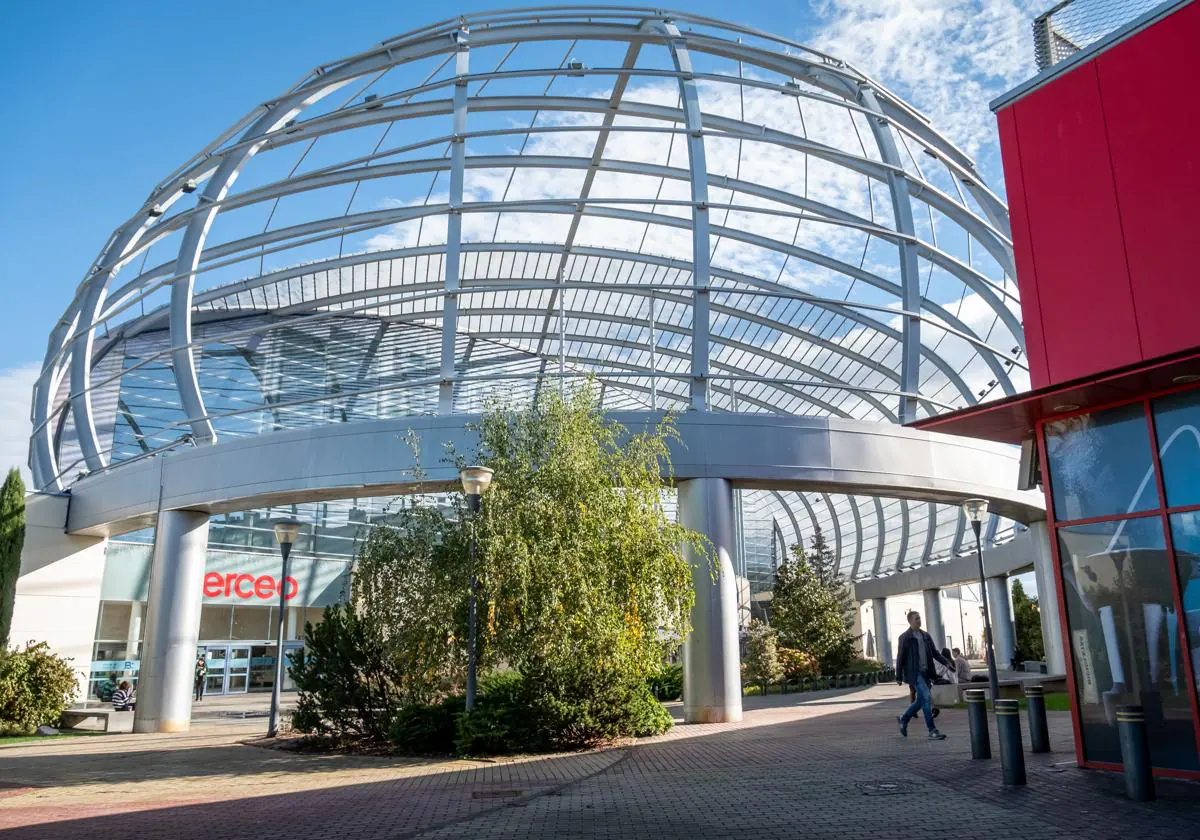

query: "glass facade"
xmin=1042 ymin=388 xmax=1200 ymax=773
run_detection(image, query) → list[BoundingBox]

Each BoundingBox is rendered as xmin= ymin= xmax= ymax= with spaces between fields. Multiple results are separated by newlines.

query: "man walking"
xmin=895 ymin=611 xmax=951 ymax=740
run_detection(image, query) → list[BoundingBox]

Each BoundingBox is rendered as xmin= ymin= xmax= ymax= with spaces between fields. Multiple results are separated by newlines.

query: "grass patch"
xmin=946 ymin=692 xmax=1071 ymax=712
xmin=0 ymin=731 xmax=107 ymax=747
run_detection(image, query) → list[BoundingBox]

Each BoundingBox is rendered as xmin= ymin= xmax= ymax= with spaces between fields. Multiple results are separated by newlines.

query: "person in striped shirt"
xmin=112 ymin=681 xmax=135 ymax=712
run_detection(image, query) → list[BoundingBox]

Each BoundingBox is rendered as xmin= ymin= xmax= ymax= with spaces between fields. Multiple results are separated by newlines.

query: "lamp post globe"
xmin=460 ymin=466 xmax=494 ymax=711
xmin=962 ymin=498 xmax=1001 ymax=704
xmin=267 ymin=518 xmax=301 ymax=738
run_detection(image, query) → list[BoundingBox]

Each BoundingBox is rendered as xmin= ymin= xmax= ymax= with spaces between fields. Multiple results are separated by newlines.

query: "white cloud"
xmin=809 ymin=0 xmax=1042 ymax=158
xmin=0 ymin=363 xmax=38 ymax=486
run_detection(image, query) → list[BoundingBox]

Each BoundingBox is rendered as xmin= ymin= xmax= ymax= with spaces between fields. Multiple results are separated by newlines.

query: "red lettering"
xmin=283 ymin=577 xmax=298 ymax=600
xmin=203 ymin=572 xmax=223 ymax=598
xmin=224 ymin=572 xmax=237 ymax=597
xmin=254 ymin=575 xmax=274 ymax=599
xmin=234 ymin=574 xmax=254 ymax=598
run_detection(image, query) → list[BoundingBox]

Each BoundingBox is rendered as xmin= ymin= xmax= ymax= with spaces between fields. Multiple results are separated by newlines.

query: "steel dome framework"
xmin=31 ymin=6 xmax=1027 ymax=581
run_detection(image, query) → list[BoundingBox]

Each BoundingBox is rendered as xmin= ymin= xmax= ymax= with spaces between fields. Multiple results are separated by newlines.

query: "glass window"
xmin=1057 ymin=516 xmax=1197 ymax=770
xmin=1169 ymin=512 xmax=1200 ymax=700
xmin=198 ymin=605 xmax=233 ymax=640
xmin=1153 ymin=390 xmax=1200 ymax=509
xmin=231 ymin=606 xmax=272 ymax=641
xmin=96 ymin=601 xmax=132 ymax=641
xmin=1045 ymin=403 xmax=1158 ymax=521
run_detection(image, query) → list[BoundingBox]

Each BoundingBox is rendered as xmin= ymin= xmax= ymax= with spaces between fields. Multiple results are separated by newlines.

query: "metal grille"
xmin=1033 ymin=0 xmax=1174 ymax=71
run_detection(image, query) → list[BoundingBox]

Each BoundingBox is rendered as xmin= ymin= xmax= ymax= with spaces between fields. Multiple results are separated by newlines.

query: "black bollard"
xmin=995 ymin=699 xmax=1027 ymax=786
xmin=1117 ymin=705 xmax=1155 ymax=801
xmin=965 ymin=688 xmax=991 ymax=760
xmin=1025 ymin=685 xmax=1050 ymax=753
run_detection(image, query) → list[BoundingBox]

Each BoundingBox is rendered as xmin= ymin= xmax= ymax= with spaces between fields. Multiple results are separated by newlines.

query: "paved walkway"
xmin=2 ymin=685 xmax=1197 ymax=839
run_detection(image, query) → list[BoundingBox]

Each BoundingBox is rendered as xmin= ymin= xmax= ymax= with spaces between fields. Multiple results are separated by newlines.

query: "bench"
xmin=60 ymin=709 xmax=134 ymax=733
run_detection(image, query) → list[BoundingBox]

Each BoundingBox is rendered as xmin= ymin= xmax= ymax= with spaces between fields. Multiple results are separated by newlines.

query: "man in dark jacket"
xmin=895 ymin=611 xmax=951 ymax=740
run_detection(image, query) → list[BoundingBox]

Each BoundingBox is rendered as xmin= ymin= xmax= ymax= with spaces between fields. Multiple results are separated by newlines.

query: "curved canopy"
xmin=32 ymin=6 xmax=1027 ymax=581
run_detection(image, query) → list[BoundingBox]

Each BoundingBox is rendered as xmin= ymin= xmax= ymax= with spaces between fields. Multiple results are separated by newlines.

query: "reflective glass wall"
xmin=1043 ymin=387 xmax=1200 ymax=773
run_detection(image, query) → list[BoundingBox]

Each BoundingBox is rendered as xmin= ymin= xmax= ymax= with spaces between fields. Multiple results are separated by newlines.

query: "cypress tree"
xmin=0 ymin=468 xmax=27 ymax=650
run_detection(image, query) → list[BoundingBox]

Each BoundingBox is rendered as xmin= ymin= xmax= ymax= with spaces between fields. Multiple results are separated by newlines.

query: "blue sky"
xmin=0 ymin=0 xmax=1040 ymax=472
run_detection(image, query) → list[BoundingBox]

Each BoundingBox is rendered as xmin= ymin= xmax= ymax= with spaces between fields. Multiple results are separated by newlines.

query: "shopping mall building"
xmin=10 ymin=2 xmax=1197 ymax=776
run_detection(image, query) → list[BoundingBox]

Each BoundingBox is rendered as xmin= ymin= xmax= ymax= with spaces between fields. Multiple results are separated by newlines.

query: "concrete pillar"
xmin=986 ymin=574 xmax=1016 ymax=672
xmin=134 ymin=510 xmax=209 ymax=733
xmin=679 ymin=478 xmax=742 ymax=723
xmin=1028 ymin=521 xmax=1065 ymax=674
xmin=871 ymin=597 xmax=891 ymax=665
xmin=922 ymin=588 xmax=946 ymax=650
xmin=285 ymin=606 xmax=301 ymax=641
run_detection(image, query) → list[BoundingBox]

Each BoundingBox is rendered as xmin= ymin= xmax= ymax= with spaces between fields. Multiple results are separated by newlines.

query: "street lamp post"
xmin=962 ymin=499 xmax=1001 ymax=703
xmin=460 ymin=466 xmax=494 ymax=712
xmin=268 ymin=518 xmax=301 ymax=738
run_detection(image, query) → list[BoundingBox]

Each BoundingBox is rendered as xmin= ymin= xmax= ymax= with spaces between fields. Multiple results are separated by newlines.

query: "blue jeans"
xmin=901 ymin=677 xmax=935 ymax=731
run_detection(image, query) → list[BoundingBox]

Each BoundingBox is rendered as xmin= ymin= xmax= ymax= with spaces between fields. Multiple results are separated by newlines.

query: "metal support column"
xmin=923 ymin=588 xmax=946 ymax=650
xmin=1028 ymin=520 xmax=1065 ymax=674
xmin=986 ymin=574 xmax=1016 ymax=671
xmin=438 ymin=25 xmax=470 ymax=414
xmin=134 ymin=509 xmax=210 ymax=733
xmin=872 ymin=597 xmax=891 ymax=665
xmin=679 ymin=477 xmax=742 ymax=723
xmin=661 ymin=21 xmax=710 ymax=411
xmin=858 ymin=86 xmax=922 ymax=425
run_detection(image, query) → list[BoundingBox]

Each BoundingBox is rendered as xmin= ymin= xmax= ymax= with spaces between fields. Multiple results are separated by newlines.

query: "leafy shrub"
xmin=0 ymin=642 xmax=77 ymax=734
xmin=743 ymin=620 xmax=784 ymax=685
xmin=844 ymin=657 xmax=884 ymax=675
xmin=388 ymin=695 xmax=463 ymax=755
xmin=777 ymin=648 xmax=819 ymax=680
xmin=289 ymin=602 xmax=400 ymax=742
xmin=646 ymin=662 xmax=682 ymax=701
xmin=456 ymin=670 xmax=672 ymax=755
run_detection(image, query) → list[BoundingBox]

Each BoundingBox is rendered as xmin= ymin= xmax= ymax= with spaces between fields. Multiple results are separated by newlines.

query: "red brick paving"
xmin=1 ymin=685 xmax=1197 ymax=839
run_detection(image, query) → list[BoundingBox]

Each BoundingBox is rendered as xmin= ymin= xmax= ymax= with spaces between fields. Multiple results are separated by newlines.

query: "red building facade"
xmin=918 ymin=0 xmax=1200 ymax=776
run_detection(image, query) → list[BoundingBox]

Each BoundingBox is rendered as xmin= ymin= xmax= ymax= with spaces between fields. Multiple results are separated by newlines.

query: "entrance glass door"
xmin=203 ymin=646 xmax=228 ymax=695
xmin=226 ymin=645 xmax=251 ymax=693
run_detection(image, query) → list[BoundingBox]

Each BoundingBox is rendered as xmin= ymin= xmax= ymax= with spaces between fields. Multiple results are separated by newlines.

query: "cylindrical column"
xmin=134 ymin=509 xmax=210 ymax=733
xmin=871 ymin=597 xmax=891 ymax=665
xmin=986 ymin=575 xmax=1016 ymax=671
xmin=679 ymin=478 xmax=742 ymax=723
xmin=922 ymin=588 xmax=946 ymax=650
xmin=995 ymin=699 xmax=1026 ymax=786
xmin=1025 ymin=684 xmax=1050 ymax=753
xmin=1117 ymin=705 xmax=1155 ymax=801
xmin=965 ymin=688 xmax=992 ymax=760
xmin=1028 ymin=521 xmax=1065 ymax=675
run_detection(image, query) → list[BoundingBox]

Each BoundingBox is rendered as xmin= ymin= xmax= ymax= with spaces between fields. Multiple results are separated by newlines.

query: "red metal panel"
xmin=997 ymin=109 xmax=1051 ymax=389
xmin=1009 ymin=63 xmax=1141 ymax=386
xmin=1096 ymin=1 xmax=1200 ymax=362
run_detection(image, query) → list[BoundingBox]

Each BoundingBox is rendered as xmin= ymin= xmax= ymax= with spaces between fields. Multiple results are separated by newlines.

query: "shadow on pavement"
xmin=1 ymin=685 xmax=1198 ymax=840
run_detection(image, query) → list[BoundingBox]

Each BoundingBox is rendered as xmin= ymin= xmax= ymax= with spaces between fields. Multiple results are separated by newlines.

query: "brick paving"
xmin=1 ymin=684 xmax=1197 ymax=839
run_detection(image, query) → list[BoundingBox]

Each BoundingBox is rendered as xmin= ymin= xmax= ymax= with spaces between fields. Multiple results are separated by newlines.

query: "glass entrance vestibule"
xmin=197 ymin=641 xmax=305 ymax=696
xmin=1041 ymin=385 xmax=1200 ymax=776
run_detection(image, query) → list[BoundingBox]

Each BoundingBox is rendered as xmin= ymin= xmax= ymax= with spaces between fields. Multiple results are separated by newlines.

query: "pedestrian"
xmin=194 ymin=655 xmax=208 ymax=702
xmin=112 ymin=680 xmax=136 ymax=712
xmin=895 ymin=611 xmax=951 ymax=740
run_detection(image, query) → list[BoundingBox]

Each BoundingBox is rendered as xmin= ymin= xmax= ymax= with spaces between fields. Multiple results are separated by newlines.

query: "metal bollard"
xmin=965 ymin=688 xmax=991 ymax=760
xmin=1025 ymin=685 xmax=1050 ymax=753
xmin=1117 ymin=705 xmax=1155 ymax=801
xmin=995 ymin=699 xmax=1027 ymax=786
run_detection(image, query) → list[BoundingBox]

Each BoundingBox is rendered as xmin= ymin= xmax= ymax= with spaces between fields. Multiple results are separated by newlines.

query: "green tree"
xmin=0 ymin=468 xmax=26 ymax=651
xmin=472 ymin=383 xmax=707 ymax=746
xmin=770 ymin=536 xmax=855 ymax=674
xmin=1011 ymin=578 xmax=1045 ymax=661
xmin=743 ymin=619 xmax=783 ymax=685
